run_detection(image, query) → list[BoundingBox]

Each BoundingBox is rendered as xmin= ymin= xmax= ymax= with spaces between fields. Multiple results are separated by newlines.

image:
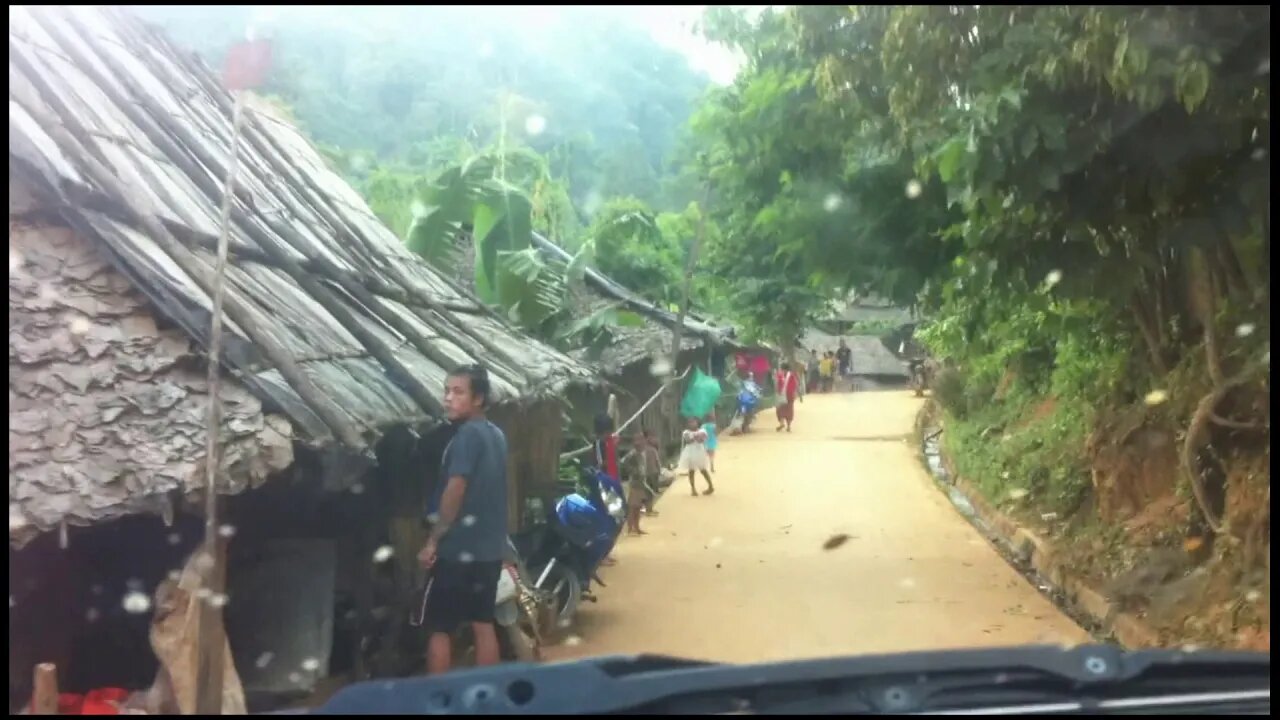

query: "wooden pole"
xmin=663 ymin=185 xmax=711 ymax=445
xmin=194 ymin=89 xmax=246 ymax=717
xmin=31 ymin=663 xmax=59 ymax=715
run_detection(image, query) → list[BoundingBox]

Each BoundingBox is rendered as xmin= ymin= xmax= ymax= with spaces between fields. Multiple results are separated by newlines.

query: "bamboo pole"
xmin=31 ymin=663 xmax=58 ymax=715
xmin=192 ymin=88 xmax=247 ymax=717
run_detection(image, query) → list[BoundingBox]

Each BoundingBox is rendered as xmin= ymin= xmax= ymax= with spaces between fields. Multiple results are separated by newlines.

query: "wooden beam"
xmin=31 ymin=663 xmax=59 ymax=715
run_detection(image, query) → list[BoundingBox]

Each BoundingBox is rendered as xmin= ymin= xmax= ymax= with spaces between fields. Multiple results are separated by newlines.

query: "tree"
xmin=786 ymin=5 xmax=1269 ymax=532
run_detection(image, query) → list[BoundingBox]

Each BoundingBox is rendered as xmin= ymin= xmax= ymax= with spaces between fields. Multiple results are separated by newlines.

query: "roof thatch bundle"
xmin=8 ymin=5 xmax=596 ymax=544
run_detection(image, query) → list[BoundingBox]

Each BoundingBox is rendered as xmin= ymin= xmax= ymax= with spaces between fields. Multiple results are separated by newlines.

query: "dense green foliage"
xmin=693 ymin=6 xmax=1269 ymax=530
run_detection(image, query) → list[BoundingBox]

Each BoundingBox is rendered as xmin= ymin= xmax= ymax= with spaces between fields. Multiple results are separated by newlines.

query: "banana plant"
xmin=404 ymin=155 xmax=644 ymax=345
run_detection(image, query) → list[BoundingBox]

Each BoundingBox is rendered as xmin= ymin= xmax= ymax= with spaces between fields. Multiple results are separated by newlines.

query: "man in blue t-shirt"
xmin=418 ymin=364 xmax=509 ymax=674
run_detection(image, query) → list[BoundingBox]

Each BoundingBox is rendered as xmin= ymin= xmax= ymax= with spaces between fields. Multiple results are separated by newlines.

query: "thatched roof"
xmin=568 ymin=293 xmax=706 ymax=374
xmin=823 ymin=292 xmax=919 ymax=325
xmin=529 ymin=232 xmax=737 ymax=373
xmin=8 ymin=6 xmax=596 ymax=448
xmin=8 ymin=6 xmax=597 ymax=542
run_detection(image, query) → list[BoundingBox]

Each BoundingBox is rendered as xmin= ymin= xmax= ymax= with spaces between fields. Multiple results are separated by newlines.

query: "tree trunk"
xmin=665 ymin=188 xmax=711 ymax=437
xmin=1130 ymin=294 xmax=1169 ymax=376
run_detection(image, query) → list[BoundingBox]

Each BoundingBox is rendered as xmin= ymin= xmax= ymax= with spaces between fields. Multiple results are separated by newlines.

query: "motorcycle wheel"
xmin=534 ymin=561 xmax=582 ymax=630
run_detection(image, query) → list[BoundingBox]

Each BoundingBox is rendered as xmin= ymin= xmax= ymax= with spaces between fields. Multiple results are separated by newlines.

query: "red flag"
xmin=222 ymin=39 xmax=273 ymax=91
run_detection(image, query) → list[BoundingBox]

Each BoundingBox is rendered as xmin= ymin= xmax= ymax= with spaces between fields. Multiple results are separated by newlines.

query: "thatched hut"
xmin=529 ymin=233 xmax=740 ymax=451
xmin=8 ymin=5 xmax=596 ymax=710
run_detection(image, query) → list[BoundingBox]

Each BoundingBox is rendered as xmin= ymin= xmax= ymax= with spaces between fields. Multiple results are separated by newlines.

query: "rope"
xmin=560 ymin=365 xmax=693 ymax=460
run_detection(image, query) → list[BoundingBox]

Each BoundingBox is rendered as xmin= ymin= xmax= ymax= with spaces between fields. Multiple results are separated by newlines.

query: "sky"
xmin=240 ymin=4 xmax=756 ymax=86
xmin=607 ymin=5 xmax=752 ymax=85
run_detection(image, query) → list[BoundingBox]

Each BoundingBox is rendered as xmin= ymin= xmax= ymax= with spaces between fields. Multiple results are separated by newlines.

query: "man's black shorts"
xmin=422 ymin=558 xmax=502 ymax=634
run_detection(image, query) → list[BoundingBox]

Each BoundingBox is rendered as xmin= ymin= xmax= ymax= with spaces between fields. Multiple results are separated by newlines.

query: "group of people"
xmin=804 ymin=339 xmax=854 ymax=394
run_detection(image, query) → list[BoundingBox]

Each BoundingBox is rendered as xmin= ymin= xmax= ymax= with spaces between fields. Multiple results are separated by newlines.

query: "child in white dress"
xmin=677 ymin=416 xmax=715 ymax=496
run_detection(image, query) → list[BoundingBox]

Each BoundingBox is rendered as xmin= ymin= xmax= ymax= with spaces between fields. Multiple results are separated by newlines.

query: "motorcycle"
xmin=513 ymin=465 xmax=626 ymax=629
xmin=908 ymin=358 xmax=929 ymax=397
xmin=730 ymin=378 xmax=762 ymax=435
xmin=413 ymin=538 xmax=553 ymax=665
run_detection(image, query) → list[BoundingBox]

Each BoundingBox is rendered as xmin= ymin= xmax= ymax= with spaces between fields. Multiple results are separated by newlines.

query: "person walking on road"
xmin=819 ymin=352 xmax=835 ymax=392
xmin=774 ymin=362 xmax=800 ymax=432
xmin=677 ymin=416 xmax=715 ymax=496
xmin=836 ymin=338 xmax=852 ymax=390
xmin=806 ymin=350 xmax=821 ymax=394
xmin=418 ymin=364 xmax=508 ymax=675
xmin=703 ymin=412 xmax=719 ymax=473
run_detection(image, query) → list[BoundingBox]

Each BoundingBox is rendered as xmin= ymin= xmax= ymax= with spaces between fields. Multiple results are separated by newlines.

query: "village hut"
xmin=8 ymin=5 xmax=597 ymax=710
xmin=529 ymin=233 xmax=740 ymax=451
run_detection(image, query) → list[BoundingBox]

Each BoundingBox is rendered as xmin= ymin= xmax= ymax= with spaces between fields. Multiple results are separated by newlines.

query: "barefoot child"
xmin=622 ymin=430 xmax=661 ymax=535
xmin=677 ymin=416 xmax=714 ymax=496
xmin=702 ymin=412 xmax=719 ymax=473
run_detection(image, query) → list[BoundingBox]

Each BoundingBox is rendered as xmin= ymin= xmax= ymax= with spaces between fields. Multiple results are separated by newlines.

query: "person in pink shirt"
xmin=774 ymin=362 xmax=800 ymax=433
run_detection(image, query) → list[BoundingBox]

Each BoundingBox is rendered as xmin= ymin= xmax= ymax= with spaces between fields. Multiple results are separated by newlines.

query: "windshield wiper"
xmin=308 ymin=644 xmax=1269 ymax=715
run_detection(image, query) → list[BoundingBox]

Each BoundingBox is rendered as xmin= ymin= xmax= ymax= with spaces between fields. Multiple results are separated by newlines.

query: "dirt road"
xmin=545 ymin=390 xmax=1088 ymax=664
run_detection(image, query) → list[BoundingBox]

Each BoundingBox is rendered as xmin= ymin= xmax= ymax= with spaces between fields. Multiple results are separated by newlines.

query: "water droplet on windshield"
xmin=1144 ymin=389 xmax=1169 ymax=406
xmin=708 ymin=536 xmax=723 ymax=549
xmin=217 ymin=524 xmax=237 ymax=539
xmin=524 ymin=114 xmax=547 ymax=137
xmin=85 ymin=608 xmax=100 ymax=622
xmin=207 ymin=592 xmax=229 ymax=608
xmin=194 ymin=552 xmax=215 ymax=573
xmin=350 ymin=483 xmax=365 ymax=495
xmin=1008 ymin=488 xmax=1029 ymax=501
xmin=410 ymin=200 xmax=427 ymax=219
xmin=166 ymin=532 xmax=182 ymax=546
xmin=564 ymin=635 xmax=583 ymax=647
xmin=67 ymin=315 xmax=91 ymax=335
xmin=301 ymin=657 xmax=321 ymax=672
xmin=255 ymin=652 xmax=275 ymax=669
xmin=649 ymin=357 xmax=673 ymax=377
xmin=122 ymin=591 xmax=152 ymax=614
xmin=582 ymin=190 xmax=604 ymax=217
xmin=461 ymin=514 xmax=477 ymax=527
xmin=288 ymin=672 xmax=303 ymax=685
xmin=1044 ymin=269 xmax=1062 ymax=288
xmin=1235 ymin=323 xmax=1256 ymax=338
xmin=905 ymin=179 xmax=922 ymax=199
xmin=426 ymin=512 xmax=441 ymax=524
xmin=822 ymin=193 xmax=842 ymax=212
xmin=372 ymin=546 xmax=395 ymax=563
xmin=458 ymin=552 xmax=475 ymax=564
